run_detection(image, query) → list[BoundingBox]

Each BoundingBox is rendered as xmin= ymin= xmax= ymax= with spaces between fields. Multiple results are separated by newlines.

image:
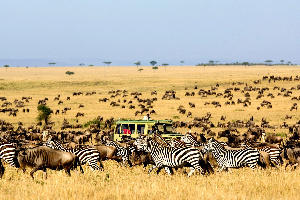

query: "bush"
xmin=37 ymin=105 xmax=52 ymax=124
xmin=84 ymin=118 xmax=103 ymax=128
xmin=65 ymin=71 xmax=75 ymax=75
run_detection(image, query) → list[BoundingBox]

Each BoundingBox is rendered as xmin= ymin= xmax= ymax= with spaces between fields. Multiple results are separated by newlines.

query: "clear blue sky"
xmin=0 ymin=0 xmax=299 ymax=66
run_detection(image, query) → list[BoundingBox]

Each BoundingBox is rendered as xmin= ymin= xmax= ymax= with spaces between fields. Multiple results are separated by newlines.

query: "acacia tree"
xmin=242 ymin=62 xmax=249 ymax=68
xmin=37 ymin=105 xmax=53 ymax=125
xmin=134 ymin=61 xmax=141 ymax=69
xmin=48 ymin=63 xmax=56 ymax=66
xmin=180 ymin=61 xmax=184 ymax=66
xmin=162 ymin=63 xmax=169 ymax=71
xmin=103 ymin=61 xmax=111 ymax=66
xmin=150 ymin=61 xmax=157 ymax=66
xmin=3 ymin=65 xmax=9 ymax=72
xmin=79 ymin=63 xmax=85 ymax=66
xmin=138 ymin=68 xmax=144 ymax=73
xmin=280 ymin=60 xmax=284 ymax=65
xmin=265 ymin=60 xmax=273 ymax=66
xmin=209 ymin=60 xmax=214 ymax=66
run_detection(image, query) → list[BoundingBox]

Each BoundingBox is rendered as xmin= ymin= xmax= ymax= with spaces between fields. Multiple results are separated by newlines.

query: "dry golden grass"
xmin=0 ymin=65 xmax=300 ymax=199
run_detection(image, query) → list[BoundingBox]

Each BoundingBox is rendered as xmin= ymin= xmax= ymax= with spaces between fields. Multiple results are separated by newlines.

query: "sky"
xmin=0 ymin=0 xmax=299 ymax=66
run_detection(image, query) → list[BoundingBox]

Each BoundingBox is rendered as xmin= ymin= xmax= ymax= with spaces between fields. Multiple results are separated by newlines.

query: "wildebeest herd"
xmin=1 ymin=74 xmax=300 ymax=179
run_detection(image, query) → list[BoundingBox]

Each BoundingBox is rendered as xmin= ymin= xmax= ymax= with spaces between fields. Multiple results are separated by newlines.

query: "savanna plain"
xmin=0 ymin=65 xmax=300 ymax=200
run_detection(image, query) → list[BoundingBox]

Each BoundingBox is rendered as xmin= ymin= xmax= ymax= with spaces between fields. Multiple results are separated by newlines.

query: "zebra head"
xmin=180 ymin=135 xmax=189 ymax=144
xmin=134 ymin=137 xmax=150 ymax=152
xmin=202 ymin=138 xmax=215 ymax=154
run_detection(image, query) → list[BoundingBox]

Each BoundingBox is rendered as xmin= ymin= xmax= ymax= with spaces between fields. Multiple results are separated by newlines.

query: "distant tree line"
xmin=196 ymin=60 xmax=296 ymax=66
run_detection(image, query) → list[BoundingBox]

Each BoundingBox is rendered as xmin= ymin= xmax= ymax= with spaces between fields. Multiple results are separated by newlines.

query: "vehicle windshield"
xmin=156 ymin=123 xmax=173 ymax=134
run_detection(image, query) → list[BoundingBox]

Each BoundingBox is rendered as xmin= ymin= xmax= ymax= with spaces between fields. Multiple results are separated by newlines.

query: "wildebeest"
xmin=93 ymin=145 xmax=121 ymax=162
xmin=264 ymin=134 xmax=283 ymax=144
xmin=284 ymin=146 xmax=300 ymax=170
xmin=17 ymin=146 xmax=83 ymax=179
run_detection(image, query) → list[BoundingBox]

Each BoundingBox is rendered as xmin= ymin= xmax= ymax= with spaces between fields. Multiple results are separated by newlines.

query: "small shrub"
xmin=84 ymin=118 xmax=103 ymax=128
xmin=65 ymin=71 xmax=75 ymax=75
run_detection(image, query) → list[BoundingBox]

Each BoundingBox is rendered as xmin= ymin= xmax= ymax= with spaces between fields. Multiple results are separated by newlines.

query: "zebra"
xmin=180 ymin=133 xmax=203 ymax=147
xmin=0 ymin=141 xmax=19 ymax=168
xmin=170 ymin=138 xmax=186 ymax=148
xmin=152 ymin=134 xmax=171 ymax=147
xmin=0 ymin=141 xmax=19 ymax=177
xmin=134 ymin=136 xmax=206 ymax=176
xmin=44 ymin=139 xmax=103 ymax=171
xmin=202 ymin=138 xmax=260 ymax=172
xmin=105 ymin=140 xmax=131 ymax=166
xmin=241 ymin=141 xmax=282 ymax=167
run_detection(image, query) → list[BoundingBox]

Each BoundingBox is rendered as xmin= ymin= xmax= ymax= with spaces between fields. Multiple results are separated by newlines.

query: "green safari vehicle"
xmin=111 ymin=119 xmax=183 ymax=141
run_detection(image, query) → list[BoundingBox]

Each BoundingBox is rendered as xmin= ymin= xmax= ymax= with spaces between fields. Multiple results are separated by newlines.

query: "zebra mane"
xmin=171 ymin=138 xmax=186 ymax=147
xmin=212 ymin=138 xmax=229 ymax=151
xmin=153 ymin=134 xmax=170 ymax=147
xmin=187 ymin=132 xmax=197 ymax=140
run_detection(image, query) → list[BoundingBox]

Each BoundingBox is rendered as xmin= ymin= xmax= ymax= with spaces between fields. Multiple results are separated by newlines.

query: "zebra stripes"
xmin=0 ymin=141 xmax=19 ymax=168
xmin=0 ymin=141 xmax=19 ymax=178
xmin=134 ymin=137 xmax=205 ymax=176
xmin=170 ymin=138 xmax=186 ymax=148
xmin=180 ymin=133 xmax=203 ymax=147
xmin=44 ymin=139 xmax=103 ymax=171
xmin=202 ymin=138 xmax=260 ymax=171
xmin=241 ymin=142 xmax=282 ymax=167
xmin=105 ymin=141 xmax=130 ymax=166
xmin=152 ymin=134 xmax=171 ymax=147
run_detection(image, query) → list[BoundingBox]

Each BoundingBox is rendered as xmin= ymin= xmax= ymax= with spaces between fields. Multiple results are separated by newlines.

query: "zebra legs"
xmin=149 ymin=164 xmax=171 ymax=176
xmin=148 ymin=165 xmax=159 ymax=176
xmin=271 ymin=158 xmax=281 ymax=168
xmin=217 ymin=165 xmax=227 ymax=172
xmin=187 ymin=167 xmax=195 ymax=177
xmin=156 ymin=167 xmax=173 ymax=175
xmin=248 ymin=163 xmax=258 ymax=170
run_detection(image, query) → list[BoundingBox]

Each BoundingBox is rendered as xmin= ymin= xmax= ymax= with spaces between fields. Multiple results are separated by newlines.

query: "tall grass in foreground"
xmin=0 ymin=161 xmax=299 ymax=200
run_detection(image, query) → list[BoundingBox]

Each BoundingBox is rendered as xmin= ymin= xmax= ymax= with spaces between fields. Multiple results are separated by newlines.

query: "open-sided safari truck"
xmin=111 ymin=119 xmax=183 ymax=141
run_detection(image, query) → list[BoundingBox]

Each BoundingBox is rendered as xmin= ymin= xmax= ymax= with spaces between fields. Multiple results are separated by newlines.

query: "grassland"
xmin=0 ymin=65 xmax=300 ymax=200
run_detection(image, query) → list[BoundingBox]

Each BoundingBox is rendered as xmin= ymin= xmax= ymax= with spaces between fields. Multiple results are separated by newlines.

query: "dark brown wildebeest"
xmin=285 ymin=115 xmax=292 ymax=119
xmin=141 ymin=108 xmax=149 ymax=114
xmin=17 ymin=146 xmax=83 ymax=179
xmin=265 ymin=134 xmax=283 ymax=144
xmin=75 ymin=112 xmax=84 ymax=117
xmin=129 ymin=105 xmax=135 ymax=109
xmin=129 ymin=150 xmax=154 ymax=168
xmin=189 ymin=102 xmax=195 ymax=108
xmin=94 ymin=145 xmax=121 ymax=162
xmin=284 ymin=146 xmax=300 ymax=170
